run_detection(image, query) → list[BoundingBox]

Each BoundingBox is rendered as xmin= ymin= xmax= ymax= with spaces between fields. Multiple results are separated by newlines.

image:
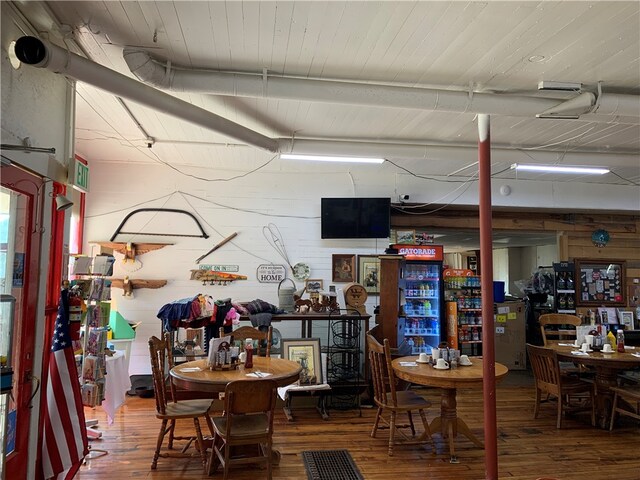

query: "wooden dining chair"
xmin=526 ymin=343 xmax=595 ymax=428
xmin=539 ymin=313 xmax=582 ymax=346
xmin=148 ymin=335 xmax=215 ymax=471
xmin=609 ymin=384 xmax=640 ymax=430
xmin=208 ymin=379 xmax=278 ymax=479
xmin=220 ymin=325 xmax=272 ymax=356
xmin=366 ymin=333 xmax=434 ymax=456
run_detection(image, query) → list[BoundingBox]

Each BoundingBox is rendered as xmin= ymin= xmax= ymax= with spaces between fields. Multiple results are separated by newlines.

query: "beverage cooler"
xmin=393 ymin=245 xmax=445 ymax=354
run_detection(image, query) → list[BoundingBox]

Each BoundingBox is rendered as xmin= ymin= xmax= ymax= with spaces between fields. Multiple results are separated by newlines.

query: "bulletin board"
xmin=576 ymin=259 xmax=626 ymax=306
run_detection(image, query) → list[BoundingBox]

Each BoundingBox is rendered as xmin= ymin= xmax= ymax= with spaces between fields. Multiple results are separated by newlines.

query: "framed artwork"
xmin=619 ymin=311 xmax=635 ymax=330
xmin=598 ymin=307 xmax=618 ymax=324
xmin=282 ymin=338 xmax=322 ymax=385
xmin=396 ymin=229 xmax=415 ymax=244
xmin=332 ymin=254 xmax=356 ymax=283
xmin=358 ymin=255 xmax=381 ymax=295
xmin=575 ymin=259 xmax=626 ymax=306
xmin=305 ymin=278 xmax=324 ymax=293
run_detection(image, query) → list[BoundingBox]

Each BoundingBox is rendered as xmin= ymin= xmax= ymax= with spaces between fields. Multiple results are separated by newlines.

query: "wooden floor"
xmin=77 ymin=371 xmax=640 ymax=480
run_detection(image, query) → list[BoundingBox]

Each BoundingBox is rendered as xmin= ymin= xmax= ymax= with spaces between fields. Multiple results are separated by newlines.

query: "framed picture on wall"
xmin=332 ymin=254 xmax=356 ymax=282
xmin=305 ymin=279 xmax=324 ymax=293
xmin=358 ymin=255 xmax=381 ymax=295
xmin=576 ymin=259 xmax=626 ymax=306
xmin=396 ymin=230 xmax=415 ymax=244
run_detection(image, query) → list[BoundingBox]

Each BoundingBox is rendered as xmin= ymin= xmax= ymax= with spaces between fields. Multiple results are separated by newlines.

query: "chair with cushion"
xmin=526 ymin=343 xmax=595 ymax=428
xmin=208 ymin=379 xmax=278 ymax=479
xmin=148 ymin=335 xmax=215 ymax=471
xmin=220 ymin=325 xmax=272 ymax=356
xmin=539 ymin=313 xmax=581 ymax=346
xmin=609 ymin=384 xmax=640 ymax=430
xmin=366 ymin=333 xmax=434 ymax=456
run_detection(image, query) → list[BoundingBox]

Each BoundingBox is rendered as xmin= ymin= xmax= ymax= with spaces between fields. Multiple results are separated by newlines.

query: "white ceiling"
xmin=14 ymin=1 xmax=640 ymax=187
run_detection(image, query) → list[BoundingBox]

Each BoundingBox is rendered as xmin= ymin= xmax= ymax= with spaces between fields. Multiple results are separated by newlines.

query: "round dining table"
xmin=392 ymin=356 xmax=508 ymax=463
xmin=170 ymin=356 xmax=302 ymax=393
xmin=170 ymin=356 xmax=301 ymax=471
xmin=545 ymin=341 xmax=640 ymax=428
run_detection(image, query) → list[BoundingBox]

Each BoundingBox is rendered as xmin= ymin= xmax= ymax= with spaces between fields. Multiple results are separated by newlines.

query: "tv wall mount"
xmin=110 ymin=208 xmax=209 ymax=241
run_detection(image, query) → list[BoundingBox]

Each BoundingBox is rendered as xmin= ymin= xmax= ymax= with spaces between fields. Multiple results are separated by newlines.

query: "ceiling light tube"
xmin=280 ymin=153 xmax=385 ymax=164
xmin=510 ymin=163 xmax=609 ymax=175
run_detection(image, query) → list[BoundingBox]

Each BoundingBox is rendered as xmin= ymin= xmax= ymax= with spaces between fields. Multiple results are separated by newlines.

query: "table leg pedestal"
xmin=428 ymin=388 xmax=484 ymax=463
xmin=593 ymin=367 xmax=619 ymax=429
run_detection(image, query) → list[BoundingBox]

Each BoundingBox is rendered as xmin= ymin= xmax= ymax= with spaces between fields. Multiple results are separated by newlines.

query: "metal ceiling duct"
xmin=123 ymin=48 xmax=640 ymax=121
xmin=13 ymin=36 xmax=279 ymax=153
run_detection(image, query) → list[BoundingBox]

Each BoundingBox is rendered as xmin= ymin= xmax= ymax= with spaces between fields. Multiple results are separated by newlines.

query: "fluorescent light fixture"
xmin=280 ymin=153 xmax=385 ymax=164
xmin=511 ymin=163 xmax=609 ymax=175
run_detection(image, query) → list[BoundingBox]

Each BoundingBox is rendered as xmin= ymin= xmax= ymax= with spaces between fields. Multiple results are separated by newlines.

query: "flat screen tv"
xmin=321 ymin=197 xmax=390 ymax=239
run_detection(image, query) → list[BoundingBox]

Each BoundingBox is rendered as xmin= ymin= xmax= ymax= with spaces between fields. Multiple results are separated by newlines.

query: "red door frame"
xmin=35 ymin=181 xmax=68 ymax=478
xmin=1 ymin=166 xmax=44 ymax=479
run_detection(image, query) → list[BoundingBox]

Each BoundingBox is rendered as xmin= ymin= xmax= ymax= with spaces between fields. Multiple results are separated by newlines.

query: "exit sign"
xmin=71 ymin=159 xmax=89 ymax=192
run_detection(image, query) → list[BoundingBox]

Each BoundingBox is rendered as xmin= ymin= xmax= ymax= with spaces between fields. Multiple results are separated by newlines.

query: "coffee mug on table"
xmin=459 ymin=354 xmax=471 ymax=365
xmin=418 ymin=352 xmax=429 ymax=362
xmin=580 ymin=343 xmax=590 ymax=353
xmin=602 ymin=344 xmax=613 ymax=353
xmin=435 ymin=358 xmax=449 ymax=369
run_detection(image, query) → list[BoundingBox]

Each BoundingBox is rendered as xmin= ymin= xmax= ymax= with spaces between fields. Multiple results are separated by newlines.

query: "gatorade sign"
xmin=392 ymin=244 xmax=443 ymax=261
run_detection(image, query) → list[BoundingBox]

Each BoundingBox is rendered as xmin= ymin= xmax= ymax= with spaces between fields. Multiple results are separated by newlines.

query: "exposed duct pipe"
xmin=123 ymin=48 xmax=640 ymax=120
xmin=13 ymin=36 xmax=279 ymax=153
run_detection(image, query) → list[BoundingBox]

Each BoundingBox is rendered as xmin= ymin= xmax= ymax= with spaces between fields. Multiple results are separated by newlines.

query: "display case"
xmin=576 ymin=259 xmax=626 ymax=306
xmin=444 ymin=269 xmax=482 ymax=355
xmin=553 ymin=262 xmax=576 ymax=314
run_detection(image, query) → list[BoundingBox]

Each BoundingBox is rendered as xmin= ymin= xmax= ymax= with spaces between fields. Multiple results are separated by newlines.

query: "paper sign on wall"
xmin=496 ymin=326 xmax=505 ymax=334
xmin=496 ymin=314 xmax=507 ymax=323
xmin=507 ymin=312 xmax=517 ymax=320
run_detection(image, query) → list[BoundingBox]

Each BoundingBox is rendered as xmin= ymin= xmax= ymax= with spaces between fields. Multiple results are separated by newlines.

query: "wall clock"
xmin=292 ymin=262 xmax=311 ymax=281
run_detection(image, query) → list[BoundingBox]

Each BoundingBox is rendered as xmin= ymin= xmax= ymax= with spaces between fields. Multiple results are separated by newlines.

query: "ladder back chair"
xmin=366 ymin=333 xmax=434 ymax=456
xmin=609 ymin=384 xmax=640 ymax=430
xmin=526 ymin=343 xmax=595 ymax=429
xmin=219 ymin=325 xmax=272 ymax=356
xmin=208 ymin=379 xmax=278 ymax=479
xmin=539 ymin=313 xmax=581 ymax=346
xmin=148 ymin=335 xmax=214 ymax=471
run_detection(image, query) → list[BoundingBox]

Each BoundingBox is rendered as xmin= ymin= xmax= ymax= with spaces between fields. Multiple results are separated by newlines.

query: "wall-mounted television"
xmin=321 ymin=197 xmax=390 ymax=239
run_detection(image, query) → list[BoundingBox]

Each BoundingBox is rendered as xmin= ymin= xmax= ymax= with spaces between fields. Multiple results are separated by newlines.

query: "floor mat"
xmin=301 ymin=450 xmax=364 ymax=480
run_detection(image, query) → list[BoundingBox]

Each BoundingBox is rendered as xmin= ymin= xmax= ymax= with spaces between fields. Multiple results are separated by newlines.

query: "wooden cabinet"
xmin=377 ymin=255 xmax=406 ymax=347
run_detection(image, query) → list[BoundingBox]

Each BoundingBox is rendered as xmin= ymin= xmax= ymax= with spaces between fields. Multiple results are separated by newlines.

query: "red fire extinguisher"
xmin=69 ymin=293 xmax=84 ymax=340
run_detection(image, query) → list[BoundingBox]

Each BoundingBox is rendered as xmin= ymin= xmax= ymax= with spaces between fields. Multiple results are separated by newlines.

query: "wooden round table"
xmin=546 ymin=341 xmax=640 ymax=428
xmin=392 ymin=356 xmax=508 ymax=463
xmin=170 ymin=356 xmax=302 ymax=393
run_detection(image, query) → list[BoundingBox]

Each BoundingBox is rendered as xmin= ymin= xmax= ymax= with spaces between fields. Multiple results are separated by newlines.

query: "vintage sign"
xmin=257 ymin=264 xmax=287 ymax=283
xmin=198 ymin=264 xmax=239 ymax=272
xmin=392 ymin=244 xmax=443 ymax=261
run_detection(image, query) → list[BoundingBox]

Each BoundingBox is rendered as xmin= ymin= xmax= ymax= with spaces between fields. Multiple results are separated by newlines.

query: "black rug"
xmin=302 ymin=450 xmax=364 ymax=480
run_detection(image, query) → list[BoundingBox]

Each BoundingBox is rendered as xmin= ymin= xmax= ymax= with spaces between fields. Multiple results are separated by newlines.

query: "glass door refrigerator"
xmin=392 ymin=244 xmax=445 ymax=354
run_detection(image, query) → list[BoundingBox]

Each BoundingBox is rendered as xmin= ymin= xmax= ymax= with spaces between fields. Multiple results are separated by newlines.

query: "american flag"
xmin=42 ymin=289 xmax=88 ymax=479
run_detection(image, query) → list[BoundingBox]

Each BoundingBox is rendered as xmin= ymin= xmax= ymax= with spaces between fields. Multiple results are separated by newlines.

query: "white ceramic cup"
xmin=436 ymin=358 xmax=450 ymax=369
xmin=580 ymin=343 xmax=589 ymax=353
xmin=602 ymin=344 xmax=613 ymax=353
xmin=459 ymin=354 xmax=471 ymax=365
xmin=431 ymin=348 xmax=441 ymax=360
xmin=239 ymin=351 xmax=247 ymax=362
xmin=585 ymin=335 xmax=594 ymax=347
xmin=418 ymin=352 xmax=429 ymax=362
